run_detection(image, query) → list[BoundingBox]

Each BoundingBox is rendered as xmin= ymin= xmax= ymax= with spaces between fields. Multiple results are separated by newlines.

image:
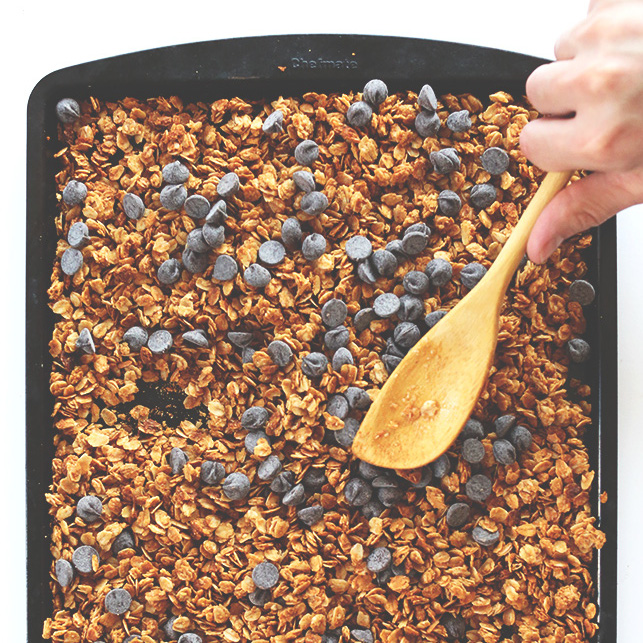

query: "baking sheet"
xmin=26 ymin=34 xmax=617 ymax=642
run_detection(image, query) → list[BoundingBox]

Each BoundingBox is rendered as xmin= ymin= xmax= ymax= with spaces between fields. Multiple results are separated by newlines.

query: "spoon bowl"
xmin=352 ymin=171 xmax=573 ymax=469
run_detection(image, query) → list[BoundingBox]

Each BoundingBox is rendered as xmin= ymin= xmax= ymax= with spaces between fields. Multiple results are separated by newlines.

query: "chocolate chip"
xmin=169 ymin=447 xmax=188 ymax=475
xmin=244 ymin=263 xmax=272 ymax=288
xmin=366 ymin=547 xmax=392 ymax=573
xmin=182 ymin=329 xmax=209 ymax=347
xmin=403 ymin=270 xmax=430 ymax=295
xmin=201 ymin=461 xmax=225 ymax=485
xmin=334 ymin=417 xmax=360 ymax=448
xmin=302 ymin=467 xmax=327 ymax=492
xmin=245 ymin=431 xmax=270 ymax=454
xmin=162 ymin=161 xmax=190 ymax=184
xmin=568 ymin=338 xmax=591 ymax=363
xmin=67 ymin=222 xmax=90 ymax=248
xmin=446 ymin=503 xmax=470 ymax=528
xmin=443 ymin=614 xmax=466 ymax=640
xmin=75 ymin=327 xmax=95 ymax=354
xmin=182 ymin=248 xmax=209 ymax=273
xmin=178 ymin=635 xmax=202 ymax=643
xmin=212 ymin=255 xmax=238 ymax=281
xmin=345 ymin=235 xmax=373 ymax=261
xmin=61 ymin=247 xmax=83 ymax=275
xmin=206 ymin=200 xmax=228 ymax=225
xmin=281 ymin=217 xmax=303 ymax=248
xmin=76 ymin=495 xmax=103 ymax=523
xmin=401 ymin=231 xmax=428 ymax=256
xmin=466 ymin=474 xmax=493 ymax=502
xmin=252 ymin=562 xmax=279 ymax=589
xmin=242 ymin=347 xmax=256 ymax=364
xmin=415 ymin=110 xmax=441 ymax=137
xmin=361 ymin=500 xmax=385 ymax=520
xmin=481 ymin=147 xmax=510 ymax=175
xmin=113 ymin=529 xmax=135 ymax=554
xmin=394 ymin=322 xmax=421 ymax=349
xmin=217 ymin=172 xmax=240 ymax=198
xmin=425 ymin=258 xmax=453 ymax=287
xmin=302 ymin=233 xmax=327 ymax=260
xmin=332 ymin=347 xmax=354 ymax=371
xmin=123 ymin=193 xmax=145 ymax=220
xmin=430 ymin=148 xmax=460 ymax=174
xmin=569 ymin=279 xmax=595 ymax=306
xmin=241 ymin=406 xmax=270 ymax=431
xmin=354 ymin=307 xmax=377 ymax=331
xmin=55 ymin=559 xmax=74 ymax=587
xmin=257 ymin=456 xmax=282 ymax=481
xmin=301 ymin=352 xmax=329 ymax=378
xmin=258 ymin=240 xmax=286 ymax=266
xmin=494 ymin=414 xmax=516 ymax=438
xmin=363 ymin=79 xmax=388 ymax=106
xmin=470 ymin=183 xmax=497 ymax=209
xmin=147 ymin=330 xmax=173 ymax=354
xmin=104 ymin=588 xmax=132 ymax=615
xmin=327 ymin=394 xmax=349 ymax=419
xmin=72 ymin=545 xmax=99 ymax=574
xmin=160 ymin=184 xmax=187 ymax=210
xmin=357 ymin=259 xmax=378 ymax=284
xmin=262 ymin=109 xmax=284 ymax=134
xmin=301 ymin=191 xmax=329 ymax=215
xmin=358 ymin=461 xmax=384 ymax=481
xmin=382 ymin=354 xmax=402 ymax=373
xmin=460 ymin=262 xmax=487 ymax=289
xmin=462 ymin=438 xmax=485 ymax=464
xmin=437 ymin=190 xmax=461 ymax=217
xmin=509 ymin=425 xmax=533 ymax=451
xmin=202 ymin=224 xmax=225 ymax=249
xmin=431 ymin=454 xmax=451 ymax=478
xmin=371 ymin=249 xmax=397 ymax=278
xmin=385 ymin=239 xmax=407 ymax=258
xmin=425 ymin=310 xmax=448 ymax=330
xmin=222 ymin=472 xmax=250 ymax=500
xmin=418 ymin=84 xmax=438 ymax=111
xmin=397 ymin=295 xmax=424 ymax=322
xmin=282 ymin=483 xmax=305 ymax=506
xmin=62 ymin=180 xmax=87 ymax=206
xmin=227 ymin=331 xmax=254 ymax=348
xmin=472 ymin=526 xmax=500 ymax=547
xmin=248 ymin=589 xmax=270 ymax=607
xmin=184 ymin=195 xmax=210 ymax=219
xmin=298 ymin=505 xmax=324 ymax=526
xmin=158 ymin=258 xmax=181 ymax=285
xmin=373 ymin=293 xmax=400 ymax=318
xmin=446 ymin=110 xmax=471 ymax=132
xmin=56 ymin=98 xmax=80 ymax=123
xmin=347 ymin=101 xmax=373 ymax=127
xmin=493 ymin=439 xmax=516 ymax=465
xmin=270 ymin=471 xmax=294 ymax=494
xmin=462 ymin=418 xmax=485 ymax=440
xmin=324 ymin=326 xmax=350 ymax=351
xmin=321 ymin=299 xmax=348 ymax=328
xmin=345 ymin=386 xmax=371 ymax=410
xmin=377 ymin=487 xmax=405 ymax=507
xmin=267 ymin=340 xmax=293 ymax=367
xmin=344 ymin=478 xmax=372 ymax=506
xmin=292 ymin=170 xmax=315 ymax=193
xmin=294 ymin=140 xmax=319 ymax=165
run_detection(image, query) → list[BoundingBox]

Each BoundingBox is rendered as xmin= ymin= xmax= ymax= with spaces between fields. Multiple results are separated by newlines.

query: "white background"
xmin=3 ymin=0 xmax=641 ymax=641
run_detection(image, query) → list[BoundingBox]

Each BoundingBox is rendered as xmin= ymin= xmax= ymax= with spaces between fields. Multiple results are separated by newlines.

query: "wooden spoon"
xmin=352 ymin=170 xmax=573 ymax=469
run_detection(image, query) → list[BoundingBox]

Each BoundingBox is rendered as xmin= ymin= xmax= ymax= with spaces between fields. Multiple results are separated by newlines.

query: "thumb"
xmin=527 ymin=169 xmax=643 ymax=264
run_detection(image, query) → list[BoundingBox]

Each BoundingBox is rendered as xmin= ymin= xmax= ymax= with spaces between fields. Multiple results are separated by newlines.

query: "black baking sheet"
xmin=26 ymin=34 xmax=618 ymax=642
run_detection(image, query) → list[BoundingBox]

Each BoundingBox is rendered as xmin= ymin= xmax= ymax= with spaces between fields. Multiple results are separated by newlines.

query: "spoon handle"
xmin=486 ymin=170 xmax=574 ymax=289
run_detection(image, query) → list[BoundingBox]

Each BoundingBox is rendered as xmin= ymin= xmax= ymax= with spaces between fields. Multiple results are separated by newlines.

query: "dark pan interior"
xmin=26 ymin=34 xmax=617 ymax=642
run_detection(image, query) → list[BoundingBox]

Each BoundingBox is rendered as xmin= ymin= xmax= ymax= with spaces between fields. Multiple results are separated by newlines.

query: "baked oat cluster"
xmin=45 ymin=84 xmax=604 ymax=643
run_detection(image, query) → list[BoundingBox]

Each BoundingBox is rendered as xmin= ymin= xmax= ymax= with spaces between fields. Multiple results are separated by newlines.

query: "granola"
xmin=44 ymin=87 xmax=604 ymax=643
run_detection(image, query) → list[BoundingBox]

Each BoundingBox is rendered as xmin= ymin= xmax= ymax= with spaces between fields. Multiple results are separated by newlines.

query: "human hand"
xmin=520 ymin=0 xmax=643 ymax=264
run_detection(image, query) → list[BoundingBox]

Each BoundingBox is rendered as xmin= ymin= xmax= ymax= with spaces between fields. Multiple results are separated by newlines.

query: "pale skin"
xmin=521 ymin=0 xmax=643 ymax=264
